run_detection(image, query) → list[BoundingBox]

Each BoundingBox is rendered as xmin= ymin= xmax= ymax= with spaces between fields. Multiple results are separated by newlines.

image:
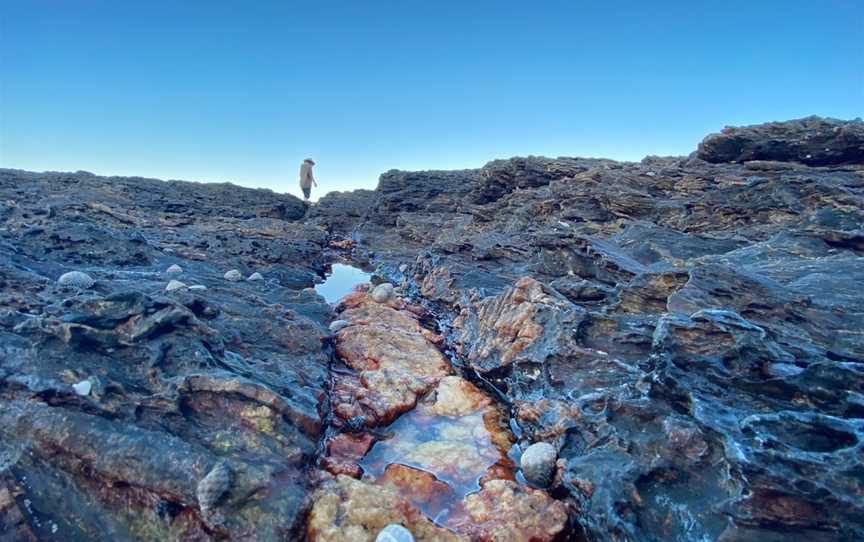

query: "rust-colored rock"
xmin=449 ymin=479 xmax=569 ymax=542
xmin=307 ymin=475 xmax=466 ymax=542
xmin=381 ymin=464 xmax=452 ymax=506
xmin=453 ymin=277 xmax=585 ymax=373
xmin=322 ymin=433 xmax=376 ymax=478
xmin=329 ymin=238 xmax=355 ymax=249
xmin=422 ymin=375 xmax=492 ymax=417
xmin=332 ymin=290 xmax=450 ymax=426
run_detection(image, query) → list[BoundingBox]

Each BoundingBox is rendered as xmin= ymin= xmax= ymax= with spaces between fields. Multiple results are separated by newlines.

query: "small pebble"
xmin=329 ymin=319 xmax=350 ymax=333
xmin=189 ymin=284 xmax=208 ymax=291
xmin=520 ymin=442 xmax=557 ymax=487
xmin=166 ymin=264 xmax=183 ymax=274
xmin=224 ymin=269 xmax=242 ymax=282
xmin=371 ymin=283 xmax=395 ymax=303
xmin=57 ymin=271 xmax=94 ymax=289
xmin=398 ymin=264 xmax=408 ymax=273
xmin=247 ymin=272 xmax=264 ymax=281
xmin=376 ymin=524 xmax=414 ymax=542
xmin=165 ymin=280 xmax=187 ymax=292
xmin=72 ymin=379 xmax=92 ymax=396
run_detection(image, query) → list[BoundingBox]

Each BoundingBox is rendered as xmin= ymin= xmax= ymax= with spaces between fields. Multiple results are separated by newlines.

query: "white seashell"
xmin=166 ymin=264 xmax=183 ymax=274
xmin=197 ymin=461 xmax=232 ymax=512
xmin=376 ymin=524 xmax=415 ymax=542
xmin=224 ymin=269 xmax=242 ymax=282
xmin=72 ymin=379 xmax=92 ymax=396
xmin=247 ymin=272 xmax=264 ymax=281
xmin=57 ymin=271 xmax=94 ymax=289
xmin=165 ymin=280 xmax=187 ymax=292
xmin=189 ymin=284 xmax=208 ymax=291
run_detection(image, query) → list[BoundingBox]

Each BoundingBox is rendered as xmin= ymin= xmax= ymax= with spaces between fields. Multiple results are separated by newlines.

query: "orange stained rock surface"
xmin=321 ymin=432 xmax=376 ymax=479
xmin=315 ymin=289 xmax=570 ymax=541
xmin=454 ymin=277 xmax=569 ymax=368
xmin=357 ymin=375 xmax=524 ymax=531
xmin=308 ymin=475 xmax=467 ymax=542
xmin=331 ymin=290 xmax=450 ymax=427
xmin=447 ymin=479 xmax=570 ymax=542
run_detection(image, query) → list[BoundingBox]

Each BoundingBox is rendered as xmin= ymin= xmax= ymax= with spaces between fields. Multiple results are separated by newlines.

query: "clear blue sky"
xmin=1 ymin=1 xmax=862 ymax=199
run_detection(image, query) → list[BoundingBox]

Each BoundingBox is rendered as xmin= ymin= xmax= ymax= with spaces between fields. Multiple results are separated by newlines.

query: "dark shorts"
xmin=302 ymin=186 xmax=311 ymax=199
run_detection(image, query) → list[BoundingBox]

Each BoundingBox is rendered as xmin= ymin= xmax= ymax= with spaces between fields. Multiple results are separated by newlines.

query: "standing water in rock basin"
xmin=310 ymin=285 xmax=569 ymax=541
xmin=315 ymin=263 xmax=373 ymax=304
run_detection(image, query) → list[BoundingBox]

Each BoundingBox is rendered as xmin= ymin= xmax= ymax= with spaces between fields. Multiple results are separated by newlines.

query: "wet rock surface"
xmin=354 ymin=117 xmax=864 ymax=540
xmin=317 ymin=286 xmax=566 ymax=540
xmin=3 ymin=116 xmax=864 ymax=541
xmin=0 ymin=169 xmax=330 ymax=539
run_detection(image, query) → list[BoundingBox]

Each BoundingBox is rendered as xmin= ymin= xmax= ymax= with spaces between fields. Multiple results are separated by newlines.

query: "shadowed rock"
xmin=697 ymin=116 xmax=864 ymax=166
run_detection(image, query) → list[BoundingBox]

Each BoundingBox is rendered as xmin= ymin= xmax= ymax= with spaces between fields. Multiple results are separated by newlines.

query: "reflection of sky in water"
xmin=314 ymin=264 xmax=371 ymax=304
xmin=361 ymin=409 xmax=510 ymax=526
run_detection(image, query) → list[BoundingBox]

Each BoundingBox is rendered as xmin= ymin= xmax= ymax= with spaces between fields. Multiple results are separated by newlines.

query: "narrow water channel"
xmin=309 ymin=269 xmax=564 ymax=539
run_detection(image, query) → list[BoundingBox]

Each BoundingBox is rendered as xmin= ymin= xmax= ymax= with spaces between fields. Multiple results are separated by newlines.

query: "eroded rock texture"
xmin=0 ymin=170 xmax=331 ymax=540
xmin=697 ymin=116 xmax=864 ymax=166
xmin=354 ymin=117 xmax=864 ymax=541
xmin=3 ymin=116 xmax=863 ymax=541
xmin=317 ymin=288 xmax=566 ymax=541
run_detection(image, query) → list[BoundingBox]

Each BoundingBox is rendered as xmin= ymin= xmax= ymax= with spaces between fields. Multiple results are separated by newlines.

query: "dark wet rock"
xmin=697 ymin=116 xmax=864 ymax=166
xmin=306 ymin=189 xmax=376 ymax=235
xmin=0 ymin=169 xmax=330 ymax=539
xmin=4 ymin=117 xmax=864 ymax=541
xmin=453 ymin=276 xmax=587 ymax=374
xmin=352 ymin=118 xmax=864 ymax=540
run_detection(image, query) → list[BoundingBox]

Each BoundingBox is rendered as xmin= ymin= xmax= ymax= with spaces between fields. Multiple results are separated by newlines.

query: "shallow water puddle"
xmin=360 ymin=385 xmax=515 ymax=527
xmin=311 ymin=290 xmax=569 ymax=541
xmin=315 ymin=263 xmax=371 ymax=304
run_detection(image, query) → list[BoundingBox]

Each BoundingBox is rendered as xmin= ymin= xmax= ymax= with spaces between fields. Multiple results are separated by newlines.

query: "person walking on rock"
xmin=299 ymin=158 xmax=318 ymax=201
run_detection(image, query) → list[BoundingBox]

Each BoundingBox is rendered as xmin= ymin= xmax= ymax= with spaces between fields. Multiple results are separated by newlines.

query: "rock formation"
xmin=352 ymin=116 xmax=864 ymax=541
xmin=1 ymin=116 xmax=863 ymax=541
xmin=0 ymin=170 xmax=329 ymax=539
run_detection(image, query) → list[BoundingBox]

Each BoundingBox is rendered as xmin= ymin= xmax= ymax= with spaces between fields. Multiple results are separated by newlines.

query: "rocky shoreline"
xmin=1 ymin=116 xmax=863 ymax=541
